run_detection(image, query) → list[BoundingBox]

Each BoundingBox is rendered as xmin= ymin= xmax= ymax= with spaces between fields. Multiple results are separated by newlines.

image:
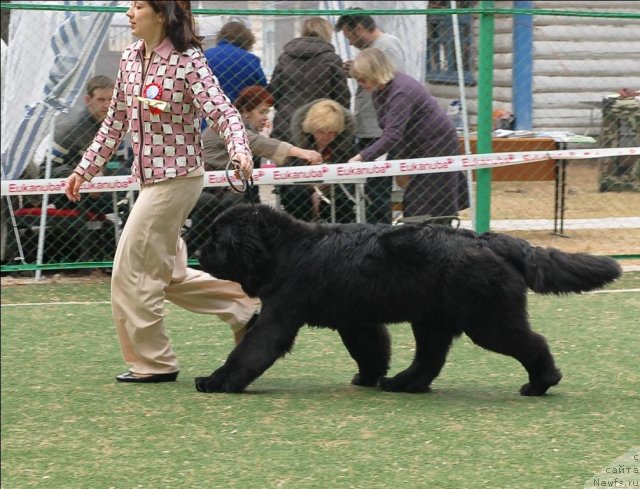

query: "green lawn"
xmin=1 ymin=274 xmax=638 ymax=488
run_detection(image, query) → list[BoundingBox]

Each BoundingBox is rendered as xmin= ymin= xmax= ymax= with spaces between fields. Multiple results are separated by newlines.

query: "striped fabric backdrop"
xmin=1 ymin=0 xmax=118 ymax=180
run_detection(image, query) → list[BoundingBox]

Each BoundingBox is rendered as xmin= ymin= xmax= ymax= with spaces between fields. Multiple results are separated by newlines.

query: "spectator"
xmin=269 ymin=17 xmax=350 ymax=143
xmin=335 ymin=9 xmax=406 ymax=225
xmin=185 ymin=86 xmax=322 ymax=252
xmin=45 ymin=75 xmax=131 ymax=195
xmin=49 ymin=76 xmax=131 ymax=175
xmin=204 ymin=21 xmax=267 ymax=105
xmin=348 ymin=48 xmax=468 ymax=222
xmin=46 ymin=76 xmax=120 ymax=174
xmin=279 ymin=98 xmax=357 ymax=223
xmin=65 ymin=0 xmax=260 ymax=381
xmin=203 ymin=85 xmax=322 ymax=174
xmin=44 ymin=76 xmax=130 ymax=264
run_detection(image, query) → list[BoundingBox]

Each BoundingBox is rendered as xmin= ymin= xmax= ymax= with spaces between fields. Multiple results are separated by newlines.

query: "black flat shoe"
xmin=116 ymin=371 xmax=179 ymax=383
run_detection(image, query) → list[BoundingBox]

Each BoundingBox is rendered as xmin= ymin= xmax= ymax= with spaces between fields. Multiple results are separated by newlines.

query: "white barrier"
xmin=2 ymin=146 xmax=638 ymax=196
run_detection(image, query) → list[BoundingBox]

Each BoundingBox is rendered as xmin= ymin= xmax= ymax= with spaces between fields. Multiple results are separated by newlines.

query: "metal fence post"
xmin=475 ymin=0 xmax=495 ymax=234
xmin=513 ymin=0 xmax=533 ymax=130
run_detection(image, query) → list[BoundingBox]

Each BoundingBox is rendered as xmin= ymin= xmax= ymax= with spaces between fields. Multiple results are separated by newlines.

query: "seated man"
xmin=45 ymin=75 xmax=131 ymax=197
xmin=41 ymin=75 xmax=131 ymax=263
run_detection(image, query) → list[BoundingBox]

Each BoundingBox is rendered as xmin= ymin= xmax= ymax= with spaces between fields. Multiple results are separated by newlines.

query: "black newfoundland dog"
xmin=195 ymin=204 xmax=621 ymax=396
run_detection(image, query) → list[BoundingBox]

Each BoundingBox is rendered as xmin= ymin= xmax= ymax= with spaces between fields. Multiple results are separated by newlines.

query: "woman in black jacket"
xmin=269 ymin=18 xmax=351 ymax=143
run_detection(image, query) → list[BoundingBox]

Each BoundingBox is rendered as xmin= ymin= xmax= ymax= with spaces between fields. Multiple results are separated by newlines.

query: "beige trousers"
xmin=111 ymin=168 xmax=259 ymax=374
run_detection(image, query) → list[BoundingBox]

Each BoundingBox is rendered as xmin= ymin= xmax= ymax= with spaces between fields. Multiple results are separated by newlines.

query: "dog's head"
xmin=197 ymin=204 xmax=289 ymax=297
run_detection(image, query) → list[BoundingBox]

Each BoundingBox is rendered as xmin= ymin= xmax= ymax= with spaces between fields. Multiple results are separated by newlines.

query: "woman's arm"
xmin=287 ymin=146 xmax=322 ymax=165
xmin=248 ymin=130 xmax=321 ymax=165
xmin=187 ymin=55 xmax=252 ymax=174
xmin=359 ymin=87 xmax=413 ymax=161
xmin=202 ymin=125 xmax=322 ymax=170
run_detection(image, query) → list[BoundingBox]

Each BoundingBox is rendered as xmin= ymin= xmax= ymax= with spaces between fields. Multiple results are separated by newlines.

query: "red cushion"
xmin=15 ymin=207 xmax=82 ymax=218
xmin=14 ymin=208 xmax=105 ymax=221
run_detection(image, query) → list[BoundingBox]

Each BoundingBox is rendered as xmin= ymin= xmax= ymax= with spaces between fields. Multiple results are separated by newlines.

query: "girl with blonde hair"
xmin=278 ymin=98 xmax=358 ymax=223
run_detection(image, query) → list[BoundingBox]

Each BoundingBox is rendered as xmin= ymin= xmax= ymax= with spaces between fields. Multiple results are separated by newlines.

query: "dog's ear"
xmin=241 ymin=220 xmax=271 ymax=266
xmin=256 ymin=216 xmax=280 ymax=250
xmin=236 ymin=216 xmax=273 ymax=296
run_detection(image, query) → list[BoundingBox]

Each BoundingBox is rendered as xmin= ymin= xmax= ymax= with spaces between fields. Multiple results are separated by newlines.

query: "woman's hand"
xmin=232 ymin=153 xmax=254 ymax=180
xmin=348 ymin=154 xmax=363 ymax=163
xmin=294 ymin=148 xmax=323 ymax=165
xmin=395 ymin=175 xmax=411 ymax=188
xmin=65 ymin=173 xmax=84 ymax=203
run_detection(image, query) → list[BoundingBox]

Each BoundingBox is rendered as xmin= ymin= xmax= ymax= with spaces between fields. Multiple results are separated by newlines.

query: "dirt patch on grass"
xmin=458 ymin=160 xmax=639 ymax=255
xmin=505 ymin=229 xmax=639 ymax=256
xmin=1 ymin=270 xmax=111 ymax=287
xmin=490 ymin=160 xmax=640 ymax=220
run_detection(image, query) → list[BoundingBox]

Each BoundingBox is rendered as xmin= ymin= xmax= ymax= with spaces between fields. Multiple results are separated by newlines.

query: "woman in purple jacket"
xmin=348 ymin=48 xmax=468 ymax=221
xmin=65 ymin=1 xmax=259 ymax=383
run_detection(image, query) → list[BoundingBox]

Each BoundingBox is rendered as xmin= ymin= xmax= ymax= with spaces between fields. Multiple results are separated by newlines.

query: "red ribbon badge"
xmin=143 ymin=83 xmax=163 ymax=115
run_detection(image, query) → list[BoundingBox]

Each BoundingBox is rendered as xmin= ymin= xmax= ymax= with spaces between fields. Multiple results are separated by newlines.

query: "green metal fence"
xmin=1 ymin=1 xmax=639 ymax=276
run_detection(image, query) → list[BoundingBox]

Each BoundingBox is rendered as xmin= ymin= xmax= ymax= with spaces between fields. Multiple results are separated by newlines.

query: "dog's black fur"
xmin=195 ymin=204 xmax=622 ymax=395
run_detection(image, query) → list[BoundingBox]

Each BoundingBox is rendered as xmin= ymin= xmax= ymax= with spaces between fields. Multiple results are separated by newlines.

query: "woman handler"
xmin=65 ymin=1 xmax=260 ymax=382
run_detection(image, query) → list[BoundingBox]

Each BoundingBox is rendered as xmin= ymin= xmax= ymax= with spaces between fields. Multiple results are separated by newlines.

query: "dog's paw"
xmin=194 ymin=373 xmax=225 ymax=393
xmin=193 ymin=367 xmax=244 ymax=393
xmin=351 ymin=372 xmax=380 ymax=387
xmin=519 ymin=369 xmax=562 ymax=396
xmin=519 ymin=382 xmax=550 ymax=396
xmin=194 ymin=366 xmax=250 ymax=393
xmin=379 ymin=376 xmax=432 ymax=393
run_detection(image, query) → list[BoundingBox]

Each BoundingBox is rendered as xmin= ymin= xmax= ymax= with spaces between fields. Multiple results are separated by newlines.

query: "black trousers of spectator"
xmin=358 ymin=138 xmax=392 ymax=224
xmin=278 ymin=184 xmax=355 ymax=224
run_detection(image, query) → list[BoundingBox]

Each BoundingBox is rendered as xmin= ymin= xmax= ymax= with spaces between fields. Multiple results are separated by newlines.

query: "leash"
xmin=225 ymin=159 xmax=258 ymax=212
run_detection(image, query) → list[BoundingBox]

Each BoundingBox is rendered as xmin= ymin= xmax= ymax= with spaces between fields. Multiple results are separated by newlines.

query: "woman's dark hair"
xmin=215 ymin=21 xmax=256 ymax=51
xmin=147 ymin=0 xmax=203 ymax=52
xmin=234 ymin=86 xmax=274 ymax=113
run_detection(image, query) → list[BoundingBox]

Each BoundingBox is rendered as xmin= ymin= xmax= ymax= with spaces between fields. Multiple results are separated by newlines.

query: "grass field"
xmin=1 ymin=273 xmax=639 ymax=489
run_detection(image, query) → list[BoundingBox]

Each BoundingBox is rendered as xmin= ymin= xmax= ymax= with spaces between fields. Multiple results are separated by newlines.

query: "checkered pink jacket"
xmin=74 ymin=38 xmax=251 ymax=184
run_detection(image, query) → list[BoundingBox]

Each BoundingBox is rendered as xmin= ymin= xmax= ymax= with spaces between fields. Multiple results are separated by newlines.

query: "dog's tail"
xmin=479 ymin=233 xmax=622 ymax=294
